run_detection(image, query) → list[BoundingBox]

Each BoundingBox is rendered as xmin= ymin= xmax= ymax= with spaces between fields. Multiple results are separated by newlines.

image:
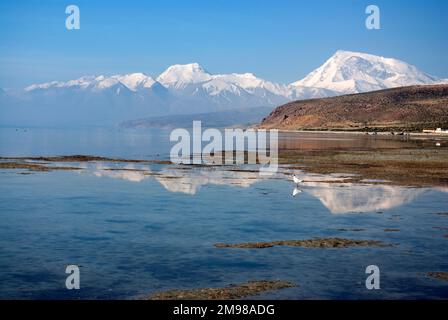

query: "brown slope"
xmin=259 ymin=84 xmax=448 ymax=131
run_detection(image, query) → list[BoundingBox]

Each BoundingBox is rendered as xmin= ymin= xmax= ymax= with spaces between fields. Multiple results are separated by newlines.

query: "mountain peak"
xmin=235 ymin=72 xmax=257 ymax=79
xmin=156 ymin=63 xmax=212 ymax=89
xmin=330 ymin=50 xmax=392 ymax=64
xmin=116 ymin=73 xmax=155 ymax=91
xmin=167 ymin=62 xmax=205 ymax=72
xmin=292 ymin=50 xmax=439 ymax=94
xmin=186 ymin=62 xmax=205 ymax=70
xmin=333 ymin=49 xmax=370 ymax=56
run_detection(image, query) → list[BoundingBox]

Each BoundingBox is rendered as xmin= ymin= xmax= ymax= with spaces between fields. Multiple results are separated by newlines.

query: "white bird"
xmin=292 ymin=174 xmax=303 ymax=184
xmin=292 ymin=187 xmax=302 ymax=197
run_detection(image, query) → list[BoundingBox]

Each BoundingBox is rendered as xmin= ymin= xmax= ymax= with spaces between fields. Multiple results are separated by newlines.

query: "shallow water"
xmin=0 ymin=127 xmax=447 ymax=299
xmin=0 ymin=127 xmax=173 ymax=159
xmin=1 ymin=127 xmax=445 ymax=159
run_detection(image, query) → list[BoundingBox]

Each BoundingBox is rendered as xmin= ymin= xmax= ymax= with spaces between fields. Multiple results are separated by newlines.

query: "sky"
xmin=0 ymin=0 xmax=447 ymax=88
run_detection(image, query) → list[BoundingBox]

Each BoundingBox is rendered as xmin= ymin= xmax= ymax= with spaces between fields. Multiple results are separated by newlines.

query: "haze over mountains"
xmin=1 ymin=50 xmax=446 ymax=126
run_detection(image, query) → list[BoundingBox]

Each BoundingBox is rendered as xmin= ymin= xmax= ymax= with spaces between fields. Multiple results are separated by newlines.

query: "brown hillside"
xmin=259 ymin=84 xmax=448 ymax=131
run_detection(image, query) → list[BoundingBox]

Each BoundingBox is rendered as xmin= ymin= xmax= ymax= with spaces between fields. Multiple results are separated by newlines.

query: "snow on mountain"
xmin=117 ymin=73 xmax=156 ymax=91
xmin=212 ymin=73 xmax=289 ymax=97
xmin=291 ymin=50 xmax=440 ymax=94
xmin=25 ymin=81 xmax=66 ymax=91
xmin=202 ymin=78 xmax=246 ymax=97
xmin=19 ymin=51 xmax=446 ymax=100
xmin=157 ymin=64 xmax=290 ymax=101
xmin=198 ymin=74 xmax=286 ymax=106
xmin=436 ymin=78 xmax=448 ymax=85
xmin=156 ymin=63 xmax=213 ymax=89
xmin=288 ymin=86 xmax=338 ymax=100
xmin=7 ymin=50 xmax=446 ymax=126
xmin=25 ymin=73 xmax=157 ymax=92
xmin=155 ymin=63 xmax=293 ymax=107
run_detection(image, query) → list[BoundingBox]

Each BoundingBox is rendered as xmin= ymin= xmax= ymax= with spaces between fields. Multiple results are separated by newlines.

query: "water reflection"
xmin=303 ymin=182 xmax=425 ymax=214
xmin=81 ymin=163 xmax=151 ymax=183
xmin=292 ymin=187 xmax=302 ymax=197
xmin=155 ymin=167 xmax=261 ymax=195
xmin=83 ymin=163 xmax=261 ymax=195
xmin=81 ymin=163 xmax=445 ymax=214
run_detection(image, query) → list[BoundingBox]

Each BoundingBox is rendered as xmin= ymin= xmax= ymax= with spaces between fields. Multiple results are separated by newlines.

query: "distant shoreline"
xmin=270 ymin=129 xmax=448 ymax=138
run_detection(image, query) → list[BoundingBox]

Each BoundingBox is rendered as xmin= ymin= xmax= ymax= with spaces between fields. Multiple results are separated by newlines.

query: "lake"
xmin=0 ymin=127 xmax=447 ymax=299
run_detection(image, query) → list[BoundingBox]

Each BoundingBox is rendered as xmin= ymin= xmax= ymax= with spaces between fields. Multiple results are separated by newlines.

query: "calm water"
xmin=0 ymin=127 xmax=447 ymax=299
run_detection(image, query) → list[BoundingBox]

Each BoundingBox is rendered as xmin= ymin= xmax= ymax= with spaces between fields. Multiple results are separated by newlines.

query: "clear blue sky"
xmin=0 ymin=0 xmax=447 ymax=88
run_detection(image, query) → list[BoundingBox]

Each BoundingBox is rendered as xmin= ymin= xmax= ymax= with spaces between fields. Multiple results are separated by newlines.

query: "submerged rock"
xmin=146 ymin=280 xmax=295 ymax=300
xmin=335 ymin=228 xmax=365 ymax=232
xmin=215 ymin=237 xmax=390 ymax=249
xmin=0 ymin=161 xmax=80 ymax=172
xmin=427 ymin=272 xmax=448 ymax=281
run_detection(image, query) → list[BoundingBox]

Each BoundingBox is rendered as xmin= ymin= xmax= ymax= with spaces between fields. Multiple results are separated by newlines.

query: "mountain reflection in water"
xmin=81 ymin=163 xmax=446 ymax=215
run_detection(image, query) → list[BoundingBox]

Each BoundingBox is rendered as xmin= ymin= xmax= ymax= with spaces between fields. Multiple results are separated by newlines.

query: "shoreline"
xmin=272 ymin=129 xmax=448 ymax=138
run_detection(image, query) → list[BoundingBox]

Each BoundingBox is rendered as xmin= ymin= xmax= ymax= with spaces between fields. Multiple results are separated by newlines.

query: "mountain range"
xmin=1 ymin=50 xmax=446 ymax=126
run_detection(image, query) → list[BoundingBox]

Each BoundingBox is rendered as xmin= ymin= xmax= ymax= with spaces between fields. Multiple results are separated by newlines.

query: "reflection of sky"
xmin=80 ymin=163 xmax=447 ymax=215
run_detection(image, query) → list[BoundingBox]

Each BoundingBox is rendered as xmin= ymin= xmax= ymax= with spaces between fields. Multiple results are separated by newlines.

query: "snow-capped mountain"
xmin=25 ymin=73 xmax=158 ymax=92
xmin=156 ymin=63 xmax=213 ymax=89
xmin=291 ymin=50 xmax=441 ymax=94
xmin=1 ymin=50 xmax=445 ymax=126
xmin=209 ymin=73 xmax=291 ymax=105
xmin=155 ymin=63 xmax=293 ymax=106
xmin=212 ymin=73 xmax=289 ymax=96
